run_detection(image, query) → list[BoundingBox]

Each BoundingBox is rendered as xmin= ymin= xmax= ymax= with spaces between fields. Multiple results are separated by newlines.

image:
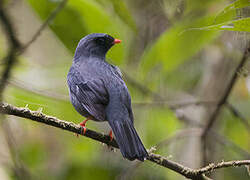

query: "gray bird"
xmin=67 ymin=33 xmax=148 ymax=161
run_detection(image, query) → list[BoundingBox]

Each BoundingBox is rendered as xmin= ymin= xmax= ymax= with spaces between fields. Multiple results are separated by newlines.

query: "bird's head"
xmin=74 ymin=33 xmax=121 ymax=60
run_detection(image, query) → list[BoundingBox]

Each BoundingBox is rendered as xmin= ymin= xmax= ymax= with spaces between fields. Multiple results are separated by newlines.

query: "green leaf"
xmin=188 ymin=17 xmax=250 ymax=32
xmin=214 ymin=0 xmax=250 ymax=24
xmin=69 ymin=0 xmax=130 ymax=64
xmin=68 ymin=0 xmax=113 ymax=33
xmin=193 ymin=0 xmax=250 ymax=32
xmin=108 ymin=0 xmax=137 ymax=32
xmin=140 ymin=16 xmax=219 ymax=74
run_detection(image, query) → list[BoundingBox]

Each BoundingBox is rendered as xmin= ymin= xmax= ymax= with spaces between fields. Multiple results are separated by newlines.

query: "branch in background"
xmin=213 ymin=132 xmax=250 ymax=159
xmin=1 ymin=120 xmax=31 ymax=179
xmin=8 ymin=78 xmax=215 ymax=108
xmin=0 ymin=2 xmax=20 ymax=49
xmin=0 ymin=3 xmax=21 ymax=98
xmin=0 ymin=102 xmax=249 ymax=180
xmin=202 ymin=45 xmax=250 ymax=138
xmin=155 ymin=128 xmax=250 ymax=159
xmin=0 ymin=0 xmax=67 ymax=96
xmin=226 ymin=102 xmax=250 ymax=132
xmin=8 ymin=79 xmax=69 ymax=102
xmin=10 ymin=78 xmax=250 ymax=133
xmin=19 ymin=0 xmax=68 ymax=54
xmin=7 ymin=78 xmax=216 ymax=108
xmin=9 ymin=76 xmax=249 ymax=139
xmin=0 ymin=3 xmax=31 ymax=179
xmin=133 ymin=100 xmax=217 ymax=109
xmin=118 ymin=69 xmax=250 ymax=134
xmin=200 ymin=45 xmax=250 ymax=165
xmin=122 ymin=71 xmax=162 ymax=100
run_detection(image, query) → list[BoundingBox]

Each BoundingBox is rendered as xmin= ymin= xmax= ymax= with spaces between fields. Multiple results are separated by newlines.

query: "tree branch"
xmin=0 ymin=102 xmax=249 ymax=180
xmin=0 ymin=2 xmax=21 ymax=98
xmin=226 ymin=102 xmax=250 ymax=132
xmin=202 ymin=45 xmax=250 ymax=138
xmin=8 ymin=79 xmax=69 ymax=102
xmin=155 ymin=128 xmax=250 ymax=158
xmin=196 ymin=160 xmax=250 ymax=174
xmin=0 ymin=102 xmax=118 ymax=147
xmin=0 ymin=2 xmax=20 ymax=49
xmin=200 ymin=44 xmax=250 ymax=165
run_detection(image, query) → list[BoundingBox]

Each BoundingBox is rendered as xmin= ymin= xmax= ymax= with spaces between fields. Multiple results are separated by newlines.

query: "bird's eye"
xmin=96 ymin=38 xmax=105 ymax=45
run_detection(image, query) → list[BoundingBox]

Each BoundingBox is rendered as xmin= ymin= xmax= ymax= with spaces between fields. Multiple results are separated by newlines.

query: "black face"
xmin=74 ymin=33 xmax=116 ymax=59
xmin=93 ymin=34 xmax=115 ymax=49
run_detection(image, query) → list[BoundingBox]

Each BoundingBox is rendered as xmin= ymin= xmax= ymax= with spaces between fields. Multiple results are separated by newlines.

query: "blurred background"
xmin=0 ymin=0 xmax=249 ymax=179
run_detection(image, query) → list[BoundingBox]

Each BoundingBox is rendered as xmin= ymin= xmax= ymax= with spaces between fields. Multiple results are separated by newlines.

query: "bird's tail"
xmin=108 ymin=119 xmax=148 ymax=161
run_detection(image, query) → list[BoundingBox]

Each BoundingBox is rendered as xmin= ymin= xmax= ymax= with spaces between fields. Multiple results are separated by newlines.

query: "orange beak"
xmin=113 ymin=39 xmax=122 ymax=44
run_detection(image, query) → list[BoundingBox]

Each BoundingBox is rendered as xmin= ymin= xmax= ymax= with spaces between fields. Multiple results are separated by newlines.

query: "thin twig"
xmin=225 ymin=102 xmax=250 ymax=132
xmin=155 ymin=128 xmax=203 ymax=150
xmin=8 ymin=79 xmax=69 ymax=102
xmin=213 ymin=133 xmax=250 ymax=158
xmin=0 ymin=102 xmax=249 ymax=180
xmin=18 ymin=0 xmax=68 ymax=54
xmin=122 ymin=71 xmax=162 ymax=100
xmin=196 ymin=160 xmax=250 ymax=174
xmin=133 ymin=100 xmax=217 ymax=108
xmin=8 ymin=79 xmax=217 ymax=109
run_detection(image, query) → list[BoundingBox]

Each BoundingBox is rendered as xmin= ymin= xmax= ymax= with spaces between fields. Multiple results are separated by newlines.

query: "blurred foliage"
xmin=214 ymin=0 xmax=250 ymax=24
xmin=192 ymin=17 xmax=250 ymax=31
xmin=188 ymin=0 xmax=250 ymax=31
xmin=140 ymin=16 xmax=219 ymax=74
xmin=0 ymin=0 xmax=249 ymax=179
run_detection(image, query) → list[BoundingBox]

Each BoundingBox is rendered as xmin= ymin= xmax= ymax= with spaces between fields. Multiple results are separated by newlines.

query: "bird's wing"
xmin=68 ymin=68 xmax=108 ymax=121
xmin=120 ymin=86 xmax=134 ymax=123
xmin=110 ymin=64 xmax=123 ymax=78
xmin=109 ymin=64 xmax=134 ymax=123
xmin=104 ymin=72 xmax=134 ymax=123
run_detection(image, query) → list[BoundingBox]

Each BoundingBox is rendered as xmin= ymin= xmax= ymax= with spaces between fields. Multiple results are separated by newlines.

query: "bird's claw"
xmin=80 ymin=126 xmax=87 ymax=135
xmin=107 ymin=130 xmax=114 ymax=151
xmin=79 ymin=118 xmax=89 ymax=135
xmin=109 ymin=130 xmax=113 ymax=142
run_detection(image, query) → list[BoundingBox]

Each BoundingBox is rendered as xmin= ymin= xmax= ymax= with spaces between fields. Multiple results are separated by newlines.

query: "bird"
xmin=67 ymin=33 xmax=148 ymax=161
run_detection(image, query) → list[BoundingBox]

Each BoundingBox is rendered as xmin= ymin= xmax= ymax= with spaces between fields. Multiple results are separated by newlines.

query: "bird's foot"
xmin=79 ymin=119 xmax=89 ymax=135
xmin=109 ymin=130 xmax=113 ymax=142
xmin=107 ymin=130 xmax=115 ymax=151
xmin=74 ymin=118 xmax=90 ymax=137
